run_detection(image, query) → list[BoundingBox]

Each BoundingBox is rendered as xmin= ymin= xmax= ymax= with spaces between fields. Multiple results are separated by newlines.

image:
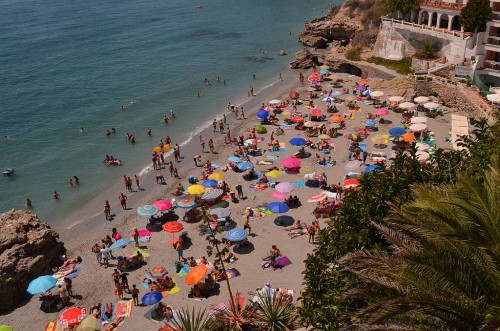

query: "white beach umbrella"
xmin=410 ymin=117 xmax=427 ymax=123
xmin=487 ymin=94 xmax=500 ymax=103
xmin=304 ymin=121 xmax=316 ymax=128
xmin=416 ymin=150 xmax=430 ymax=162
xmin=414 ymin=96 xmax=429 ymax=104
xmin=388 ymin=96 xmax=404 ymax=102
xmin=370 ymin=91 xmax=384 ymax=98
xmin=423 ymin=102 xmax=441 ymax=109
xmin=410 ymin=123 xmax=427 ymax=131
xmin=269 ymin=99 xmax=281 ymax=105
xmin=399 ymin=102 xmax=416 ymax=109
xmin=415 ymin=142 xmax=430 ymax=151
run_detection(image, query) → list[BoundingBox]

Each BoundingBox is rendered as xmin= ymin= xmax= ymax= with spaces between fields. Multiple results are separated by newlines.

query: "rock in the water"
xmin=277 ymin=50 xmax=288 ymax=56
xmin=290 ymin=48 xmax=320 ymax=69
xmin=0 ymin=210 xmax=66 ymax=312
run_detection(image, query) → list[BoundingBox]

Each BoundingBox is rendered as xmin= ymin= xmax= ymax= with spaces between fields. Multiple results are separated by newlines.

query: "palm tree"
xmin=248 ymin=294 xmax=298 ymax=330
xmin=338 ymin=158 xmax=500 ymax=330
xmin=169 ymin=307 xmax=218 ymax=331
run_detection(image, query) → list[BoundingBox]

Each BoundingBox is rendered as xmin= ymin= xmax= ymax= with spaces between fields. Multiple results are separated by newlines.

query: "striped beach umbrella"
xmin=162 ymin=221 xmax=184 ymax=233
xmin=138 ymin=205 xmax=159 ymax=217
xmin=307 ymin=192 xmax=328 ymax=202
xmin=226 ymin=228 xmax=248 ymax=242
xmin=58 ymin=307 xmax=87 ymax=327
xmin=148 ymin=266 xmax=168 ymax=279
xmin=201 ymin=188 xmax=224 ymax=201
xmin=343 ymin=179 xmax=360 ymax=189
xmin=344 ymin=132 xmax=358 ymax=141
xmin=176 ymin=199 xmax=196 ymax=209
xmin=210 ymin=208 xmax=231 ymax=218
xmin=344 ymin=160 xmax=362 ymax=171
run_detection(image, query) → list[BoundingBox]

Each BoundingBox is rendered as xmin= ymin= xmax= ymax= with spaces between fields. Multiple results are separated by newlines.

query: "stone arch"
xmin=451 ymin=15 xmax=461 ymax=31
xmin=431 ymin=12 xmax=438 ymax=27
xmin=439 ymin=13 xmax=450 ymax=29
xmin=421 ymin=11 xmax=430 ymax=25
xmin=337 ymin=63 xmax=363 ymax=77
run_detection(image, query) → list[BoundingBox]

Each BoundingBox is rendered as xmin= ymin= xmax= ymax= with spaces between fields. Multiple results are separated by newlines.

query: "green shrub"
xmin=415 ymin=40 xmax=439 ymax=59
xmin=346 ymin=47 xmax=361 ymax=61
xmin=367 ymin=57 xmax=413 ymax=75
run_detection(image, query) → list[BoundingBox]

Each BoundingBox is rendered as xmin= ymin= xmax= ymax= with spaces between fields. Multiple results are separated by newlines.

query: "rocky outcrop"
xmin=290 ymin=48 xmax=321 ymax=69
xmin=0 ymin=210 xmax=66 ymax=312
xmin=277 ymin=50 xmax=288 ymax=56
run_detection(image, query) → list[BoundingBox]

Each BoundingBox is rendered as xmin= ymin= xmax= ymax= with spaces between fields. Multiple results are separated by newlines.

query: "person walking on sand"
xmin=240 ymin=107 xmax=245 ymax=119
xmin=175 ymin=240 xmax=184 ymax=261
xmin=119 ymin=193 xmax=127 ymax=210
xmin=131 ymin=285 xmax=140 ymax=306
xmin=219 ymin=120 xmax=225 ymax=133
xmin=133 ymin=228 xmax=140 ymax=247
xmin=104 ymin=200 xmax=111 ymax=221
xmin=201 ymin=138 xmax=206 ymax=153
xmin=244 ymin=215 xmax=251 ymax=234
xmin=135 ymin=175 xmax=141 ymax=190
xmin=58 ymin=285 xmax=69 ymax=306
xmin=227 ymin=128 xmax=231 ymax=140
xmin=308 ymin=221 xmax=317 ymax=243
xmin=208 ymin=139 xmax=214 ymax=153
xmin=173 ymin=168 xmax=179 ymax=178
xmin=169 ymin=162 xmax=174 ymax=176
xmin=213 ymin=119 xmax=217 ymax=132
xmin=235 ymin=184 xmax=244 ymax=199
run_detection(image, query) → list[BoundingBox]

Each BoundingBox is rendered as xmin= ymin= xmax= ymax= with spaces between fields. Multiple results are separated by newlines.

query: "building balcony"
xmin=487 ymin=36 xmax=500 ymax=46
xmin=419 ymin=0 xmax=464 ymax=11
xmin=492 ymin=12 xmax=500 ymax=22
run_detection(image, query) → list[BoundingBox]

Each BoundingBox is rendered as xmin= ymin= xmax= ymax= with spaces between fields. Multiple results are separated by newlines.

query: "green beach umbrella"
xmin=255 ymin=125 xmax=267 ymax=134
xmin=0 ymin=325 xmax=13 ymax=331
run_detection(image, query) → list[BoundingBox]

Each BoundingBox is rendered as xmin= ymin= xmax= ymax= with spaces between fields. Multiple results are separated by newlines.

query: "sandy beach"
xmin=1 ymin=63 xmax=463 ymax=330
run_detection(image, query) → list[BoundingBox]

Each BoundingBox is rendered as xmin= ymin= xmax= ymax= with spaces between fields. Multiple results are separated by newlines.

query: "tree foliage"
xmin=459 ymin=0 xmax=492 ymax=32
xmin=384 ymin=0 xmax=418 ymax=15
xmin=415 ymin=40 xmax=438 ymax=60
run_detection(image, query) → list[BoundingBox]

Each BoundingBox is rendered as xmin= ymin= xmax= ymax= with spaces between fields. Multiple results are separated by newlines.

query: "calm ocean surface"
xmin=0 ymin=0 xmax=333 ymax=225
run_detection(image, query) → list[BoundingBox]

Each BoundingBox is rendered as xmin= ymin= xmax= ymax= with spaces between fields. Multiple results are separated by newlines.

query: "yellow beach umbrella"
xmin=208 ymin=173 xmax=224 ymax=181
xmin=187 ymin=185 xmax=205 ymax=195
xmin=265 ymin=170 xmax=283 ymax=178
xmin=318 ymin=134 xmax=330 ymax=140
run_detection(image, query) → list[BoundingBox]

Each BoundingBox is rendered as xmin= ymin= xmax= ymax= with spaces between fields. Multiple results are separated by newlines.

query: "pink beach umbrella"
xmin=310 ymin=108 xmax=322 ymax=116
xmin=281 ymin=157 xmax=301 ymax=168
xmin=152 ymin=200 xmax=173 ymax=212
xmin=275 ymin=182 xmax=294 ymax=194
xmin=375 ymin=108 xmax=389 ymax=116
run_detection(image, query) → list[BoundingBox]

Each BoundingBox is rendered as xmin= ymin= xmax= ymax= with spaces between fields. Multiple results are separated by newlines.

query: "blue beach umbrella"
xmin=226 ymin=228 xmax=248 ymax=242
xmin=289 ymin=137 xmax=306 ymax=146
xmin=138 ymin=205 xmax=159 ymax=217
xmin=268 ymin=202 xmax=289 ymax=214
xmin=141 ymin=291 xmax=163 ymax=305
xmin=238 ymin=162 xmax=254 ymax=171
xmin=106 ymin=238 xmax=134 ymax=252
xmin=320 ymin=69 xmax=331 ymax=75
xmin=27 ymin=275 xmax=57 ymax=295
xmin=256 ymin=109 xmax=269 ymax=119
xmin=364 ymin=119 xmax=377 ymax=127
xmin=365 ymin=165 xmax=383 ymax=173
xmin=228 ymin=156 xmax=242 ymax=163
xmin=330 ymin=91 xmax=343 ymax=97
xmin=202 ymin=179 xmax=218 ymax=187
xmin=389 ymin=127 xmax=406 ymax=135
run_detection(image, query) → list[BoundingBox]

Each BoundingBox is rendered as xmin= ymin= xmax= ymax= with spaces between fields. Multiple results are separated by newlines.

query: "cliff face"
xmin=0 ymin=210 xmax=66 ymax=312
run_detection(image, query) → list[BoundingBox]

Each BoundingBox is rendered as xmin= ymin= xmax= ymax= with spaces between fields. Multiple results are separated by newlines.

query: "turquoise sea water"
xmin=0 ymin=0 xmax=333 ymax=225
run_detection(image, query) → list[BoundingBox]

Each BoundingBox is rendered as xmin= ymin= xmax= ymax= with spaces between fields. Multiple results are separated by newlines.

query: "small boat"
xmin=2 ymin=168 xmax=14 ymax=175
xmin=197 ymin=4 xmax=203 ymax=8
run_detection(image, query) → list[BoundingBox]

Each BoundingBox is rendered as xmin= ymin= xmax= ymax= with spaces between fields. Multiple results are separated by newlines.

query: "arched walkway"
xmin=438 ymin=13 xmax=449 ymax=29
xmin=451 ymin=16 xmax=461 ymax=31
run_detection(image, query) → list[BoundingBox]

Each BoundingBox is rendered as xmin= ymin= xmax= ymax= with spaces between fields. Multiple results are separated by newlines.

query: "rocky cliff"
xmin=0 ymin=210 xmax=66 ymax=312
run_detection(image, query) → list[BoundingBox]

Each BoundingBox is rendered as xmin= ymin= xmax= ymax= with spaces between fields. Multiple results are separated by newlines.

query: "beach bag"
xmin=262 ymin=262 xmax=270 ymax=269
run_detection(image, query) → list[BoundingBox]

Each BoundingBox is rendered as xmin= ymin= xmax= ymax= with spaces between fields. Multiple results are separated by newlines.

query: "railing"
xmin=381 ymin=17 xmax=464 ymax=38
xmin=419 ymin=0 xmax=464 ymax=10
xmin=487 ymin=37 xmax=500 ymax=46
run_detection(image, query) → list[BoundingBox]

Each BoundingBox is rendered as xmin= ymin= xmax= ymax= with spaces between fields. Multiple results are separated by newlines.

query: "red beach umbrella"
xmin=162 ymin=221 xmax=184 ymax=233
xmin=152 ymin=200 xmax=173 ymax=212
xmin=310 ymin=108 xmax=322 ymax=116
xmin=289 ymin=92 xmax=300 ymax=99
xmin=343 ymin=179 xmax=360 ymax=189
xmin=58 ymin=307 xmax=87 ymax=327
xmin=291 ymin=116 xmax=304 ymax=123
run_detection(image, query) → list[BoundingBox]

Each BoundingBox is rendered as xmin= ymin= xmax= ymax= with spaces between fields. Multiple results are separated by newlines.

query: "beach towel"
xmin=315 ymin=163 xmax=334 ymax=167
xmin=44 ymin=321 xmax=58 ymax=331
xmin=359 ymin=143 xmax=366 ymax=151
xmin=254 ymin=207 xmax=273 ymax=215
xmin=274 ymin=256 xmax=293 ymax=269
xmin=226 ymin=268 xmax=241 ymax=280
xmin=166 ymin=279 xmax=180 ymax=295
xmin=116 ymin=300 xmax=133 ymax=318
xmin=265 ymin=155 xmax=278 ymax=161
xmin=53 ymin=264 xmax=77 ymax=279
xmin=208 ymin=303 xmax=228 ymax=317
xmin=101 ymin=304 xmax=115 ymax=322
xmin=292 ymin=181 xmax=307 ymax=187
xmin=175 ymin=264 xmax=190 ymax=277
xmin=269 ymin=192 xmax=287 ymax=199
xmin=132 ymin=249 xmax=151 ymax=258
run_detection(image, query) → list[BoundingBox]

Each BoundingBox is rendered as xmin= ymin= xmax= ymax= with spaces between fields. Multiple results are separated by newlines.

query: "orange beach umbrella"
xmin=185 ymin=264 xmax=208 ymax=285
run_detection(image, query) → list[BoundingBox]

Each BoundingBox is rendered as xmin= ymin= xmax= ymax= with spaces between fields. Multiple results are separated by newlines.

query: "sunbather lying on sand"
xmin=289 ymin=228 xmax=309 ymax=238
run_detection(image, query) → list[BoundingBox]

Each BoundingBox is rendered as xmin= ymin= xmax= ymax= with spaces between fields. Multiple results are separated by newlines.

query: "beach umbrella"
xmin=322 ymin=97 xmax=332 ymax=103
xmin=389 ymin=127 xmax=406 ymax=135
xmin=162 ymin=221 xmax=184 ymax=233
xmin=201 ymin=188 xmax=224 ymax=200
xmin=208 ymin=172 xmax=224 ymax=182
xmin=414 ymin=96 xmax=429 ymax=104
xmin=370 ymin=91 xmax=384 ymax=98
xmin=27 ymin=275 xmax=57 ymax=295
xmin=268 ymin=202 xmax=289 ymax=213
xmin=304 ymin=121 xmax=316 ymax=128
xmin=269 ymin=99 xmax=281 ymax=105
xmin=141 ymin=291 xmax=163 ymax=305
xmin=228 ymin=156 xmax=242 ymax=163
xmin=320 ymin=68 xmax=331 ymax=75
xmin=226 ymin=228 xmax=248 ymax=242
xmin=255 ymin=124 xmax=267 ymax=134
xmin=307 ymin=87 xmax=318 ymax=92
xmin=238 ymin=162 xmax=254 ymax=171
xmin=331 ymin=122 xmax=342 ymax=129
xmin=307 ymin=192 xmax=328 ymax=202
xmin=389 ymin=96 xmax=404 ymax=102
xmin=330 ymin=115 xmax=343 ymax=122
xmin=410 ymin=123 xmax=427 ymax=131
xmin=344 ymin=132 xmax=358 ymax=141
xmin=401 ymin=133 xmax=416 ymax=142
xmin=310 ymin=108 xmax=322 ymax=116
xmin=416 ymin=142 xmax=430 ymax=151
xmin=345 ymin=160 xmax=362 ymax=171
xmin=274 ymin=215 xmax=295 ymax=226
xmin=256 ymin=109 xmax=269 ymax=119
xmin=210 ymin=208 xmax=231 ymax=218
xmin=282 ymin=110 xmax=291 ymax=118
xmin=359 ymin=78 xmax=369 ymax=84
xmin=202 ymin=179 xmax=218 ymax=187
xmin=176 ymin=199 xmax=196 ymax=209
xmin=343 ymin=179 xmax=360 ymax=189
xmin=291 ymin=116 xmax=304 ymax=123
xmin=365 ymin=165 xmax=382 ymax=173
xmin=266 ymin=170 xmax=283 ymax=178
xmin=0 ymin=326 xmax=13 ymax=331
xmin=106 ymin=238 xmax=134 ymax=252
xmin=364 ymin=119 xmax=377 ymax=127
xmin=318 ymin=134 xmax=330 ymax=140
xmin=58 ymin=307 xmax=87 ymax=327
xmin=375 ymin=108 xmax=389 ymax=116
xmin=76 ymin=315 xmax=98 ymax=331
xmin=138 ymin=204 xmax=159 ymax=217
xmin=308 ymin=75 xmax=320 ymax=82
xmin=185 ymin=264 xmax=208 ymax=285
xmin=371 ymin=135 xmax=388 ymax=145
xmin=148 ymin=266 xmax=169 ymax=279
xmin=417 ymin=150 xmax=430 ymax=162
xmin=289 ymin=137 xmax=307 ymax=146
xmin=275 ymin=182 xmax=294 ymax=194
xmin=281 ymin=157 xmax=301 ymax=168
xmin=487 ymin=93 xmax=500 ymax=103
xmin=410 ymin=117 xmax=427 ymax=123
xmin=289 ymin=92 xmax=300 ymax=99
xmin=152 ymin=200 xmax=173 ymax=212
xmin=424 ymin=102 xmax=440 ymax=109
xmin=399 ymin=102 xmax=415 ymax=109
xmin=356 ymin=85 xmax=367 ymax=91
xmin=187 ymin=185 xmax=205 ymax=195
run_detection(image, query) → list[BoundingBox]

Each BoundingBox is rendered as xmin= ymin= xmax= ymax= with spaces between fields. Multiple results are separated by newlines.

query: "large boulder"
xmin=290 ymin=48 xmax=321 ymax=69
xmin=0 ymin=210 xmax=66 ymax=312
